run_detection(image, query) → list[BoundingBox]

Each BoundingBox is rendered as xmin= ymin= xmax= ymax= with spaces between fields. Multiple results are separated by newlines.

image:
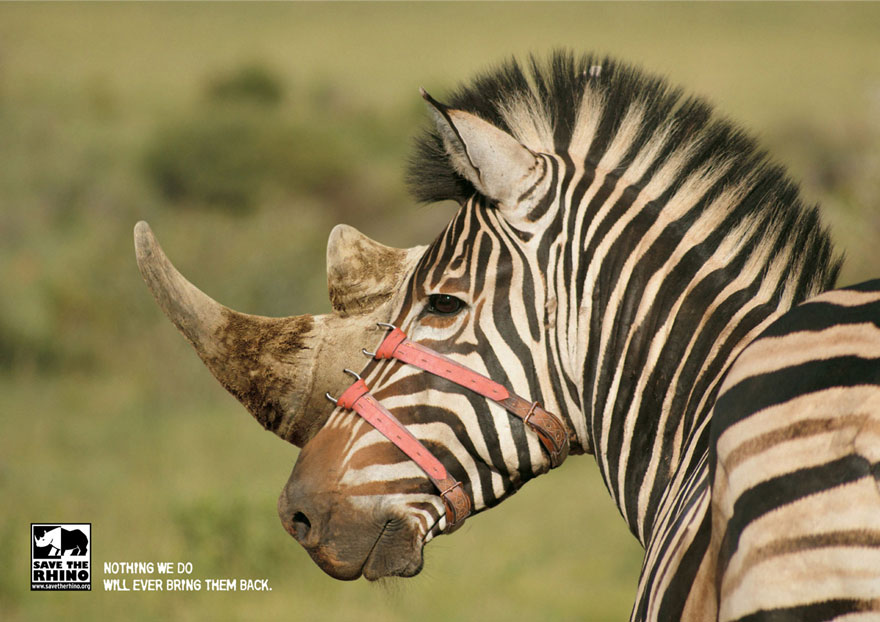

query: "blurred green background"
xmin=2 ymin=3 xmax=878 ymax=621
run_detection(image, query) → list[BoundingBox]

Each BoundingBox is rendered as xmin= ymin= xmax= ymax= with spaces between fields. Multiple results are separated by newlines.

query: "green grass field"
xmin=2 ymin=4 xmax=879 ymax=621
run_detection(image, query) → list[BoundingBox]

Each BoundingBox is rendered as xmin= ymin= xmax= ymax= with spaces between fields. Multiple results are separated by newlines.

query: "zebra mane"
xmin=407 ymin=50 xmax=841 ymax=296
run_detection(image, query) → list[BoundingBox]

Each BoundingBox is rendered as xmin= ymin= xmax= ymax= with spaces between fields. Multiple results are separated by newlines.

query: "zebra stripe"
xmin=709 ymin=281 xmax=880 ymax=621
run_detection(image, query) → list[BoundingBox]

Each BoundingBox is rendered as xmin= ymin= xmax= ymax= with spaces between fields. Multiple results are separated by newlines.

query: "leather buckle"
xmin=522 ymin=401 xmax=540 ymax=426
xmin=522 ymin=401 xmax=569 ymax=469
xmin=439 ymin=481 xmax=470 ymax=530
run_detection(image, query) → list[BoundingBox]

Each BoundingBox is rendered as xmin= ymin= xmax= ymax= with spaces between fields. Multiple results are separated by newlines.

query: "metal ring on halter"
xmin=324 ymin=369 xmax=362 ymax=404
xmin=362 ymin=323 xmax=398 ymax=358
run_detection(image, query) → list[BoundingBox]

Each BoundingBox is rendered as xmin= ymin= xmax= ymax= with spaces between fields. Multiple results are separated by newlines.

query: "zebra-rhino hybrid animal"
xmin=135 ymin=53 xmax=880 ymax=620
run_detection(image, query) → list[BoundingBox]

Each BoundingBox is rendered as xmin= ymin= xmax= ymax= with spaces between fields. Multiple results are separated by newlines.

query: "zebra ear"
xmin=421 ymin=88 xmax=541 ymax=213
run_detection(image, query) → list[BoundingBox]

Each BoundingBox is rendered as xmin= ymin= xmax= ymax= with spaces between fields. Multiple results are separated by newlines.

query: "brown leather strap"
xmin=497 ymin=396 xmax=569 ymax=468
xmin=373 ymin=327 xmax=569 ymax=468
xmin=335 ymin=378 xmax=471 ymax=528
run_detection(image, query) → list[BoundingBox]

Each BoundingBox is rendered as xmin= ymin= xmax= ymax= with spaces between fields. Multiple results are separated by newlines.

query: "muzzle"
xmin=327 ymin=324 xmax=570 ymax=531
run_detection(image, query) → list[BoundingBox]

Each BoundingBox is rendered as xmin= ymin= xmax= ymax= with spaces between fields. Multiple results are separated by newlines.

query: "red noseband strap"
xmin=330 ymin=326 xmax=570 ymax=533
xmin=334 ymin=378 xmax=471 ymax=529
xmin=375 ymin=327 xmax=570 ymax=468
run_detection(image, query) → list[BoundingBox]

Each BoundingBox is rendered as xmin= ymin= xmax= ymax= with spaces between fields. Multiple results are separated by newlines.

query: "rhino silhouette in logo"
xmin=33 ymin=526 xmax=88 ymax=557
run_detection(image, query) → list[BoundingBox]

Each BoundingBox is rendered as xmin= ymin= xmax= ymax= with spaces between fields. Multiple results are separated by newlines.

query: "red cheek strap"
xmin=336 ymin=379 xmax=369 ymax=410
xmin=371 ymin=327 xmax=570 ymax=468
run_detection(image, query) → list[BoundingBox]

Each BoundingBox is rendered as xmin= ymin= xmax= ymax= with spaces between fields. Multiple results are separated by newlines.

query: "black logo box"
xmin=31 ymin=523 xmax=91 ymax=592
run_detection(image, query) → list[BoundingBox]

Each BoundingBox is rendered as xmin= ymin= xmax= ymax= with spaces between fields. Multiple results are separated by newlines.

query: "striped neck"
xmin=551 ymin=157 xmax=835 ymax=546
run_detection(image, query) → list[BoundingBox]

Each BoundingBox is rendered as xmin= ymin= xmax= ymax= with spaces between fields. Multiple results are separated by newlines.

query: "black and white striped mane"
xmin=407 ymin=51 xmax=841 ymax=297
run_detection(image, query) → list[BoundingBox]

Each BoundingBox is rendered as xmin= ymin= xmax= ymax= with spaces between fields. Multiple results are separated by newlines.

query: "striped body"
xmin=706 ymin=281 xmax=880 ymax=620
xmin=275 ymin=53 xmax=880 ymax=619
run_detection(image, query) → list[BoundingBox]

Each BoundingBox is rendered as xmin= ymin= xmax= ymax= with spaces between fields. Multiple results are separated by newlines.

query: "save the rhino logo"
xmin=31 ymin=523 xmax=91 ymax=591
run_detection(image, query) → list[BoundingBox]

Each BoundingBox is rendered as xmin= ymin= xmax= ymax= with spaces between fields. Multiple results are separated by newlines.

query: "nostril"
xmin=291 ymin=511 xmax=311 ymax=541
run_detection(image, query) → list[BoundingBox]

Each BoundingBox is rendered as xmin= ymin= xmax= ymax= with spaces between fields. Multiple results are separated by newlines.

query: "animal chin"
xmin=360 ymin=547 xmax=424 ymax=581
xmin=307 ymin=521 xmax=425 ymax=581
xmin=360 ymin=525 xmax=425 ymax=581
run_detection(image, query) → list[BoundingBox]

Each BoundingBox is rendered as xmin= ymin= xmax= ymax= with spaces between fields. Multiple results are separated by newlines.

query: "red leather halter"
xmin=328 ymin=325 xmax=570 ymax=530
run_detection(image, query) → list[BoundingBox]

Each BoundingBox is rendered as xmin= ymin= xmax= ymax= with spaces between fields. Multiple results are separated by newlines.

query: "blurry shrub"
xmin=144 ymin=110 xmax=272 ymax=213
xmin=0 ymin=256 xmax=68 ymax=372
xmin=0 ymin=295 xmax=96 ymax=373
xmin=0 ymin=238 xmax=114 ymax=373
xmin=0 ymin=322 xmax=59 ymax=371
xmin=143 ymin=62 xmax=356 ymax=213
xmin=207 ymin=63 xmax=284 ymax=107
xmin=144 ymin=109 xmax=353 ymax=213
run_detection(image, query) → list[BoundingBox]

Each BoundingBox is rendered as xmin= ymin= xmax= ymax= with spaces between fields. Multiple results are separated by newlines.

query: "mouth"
xmin=359 ymin=517 xmax=425 ymax=581
xmin=359 ymin=520 xmax=391 ymax=580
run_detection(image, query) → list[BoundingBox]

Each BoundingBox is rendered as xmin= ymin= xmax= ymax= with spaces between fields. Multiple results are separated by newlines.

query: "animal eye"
xmin=426 ymin=294 xmax=465 ymax=316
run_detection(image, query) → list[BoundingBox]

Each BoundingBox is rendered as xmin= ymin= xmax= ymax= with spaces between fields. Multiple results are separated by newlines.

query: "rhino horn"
xmin=134 ymin=221 xmax=421 ymax=447
xmin=327 ymin=224 xmax=426 ymax=317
